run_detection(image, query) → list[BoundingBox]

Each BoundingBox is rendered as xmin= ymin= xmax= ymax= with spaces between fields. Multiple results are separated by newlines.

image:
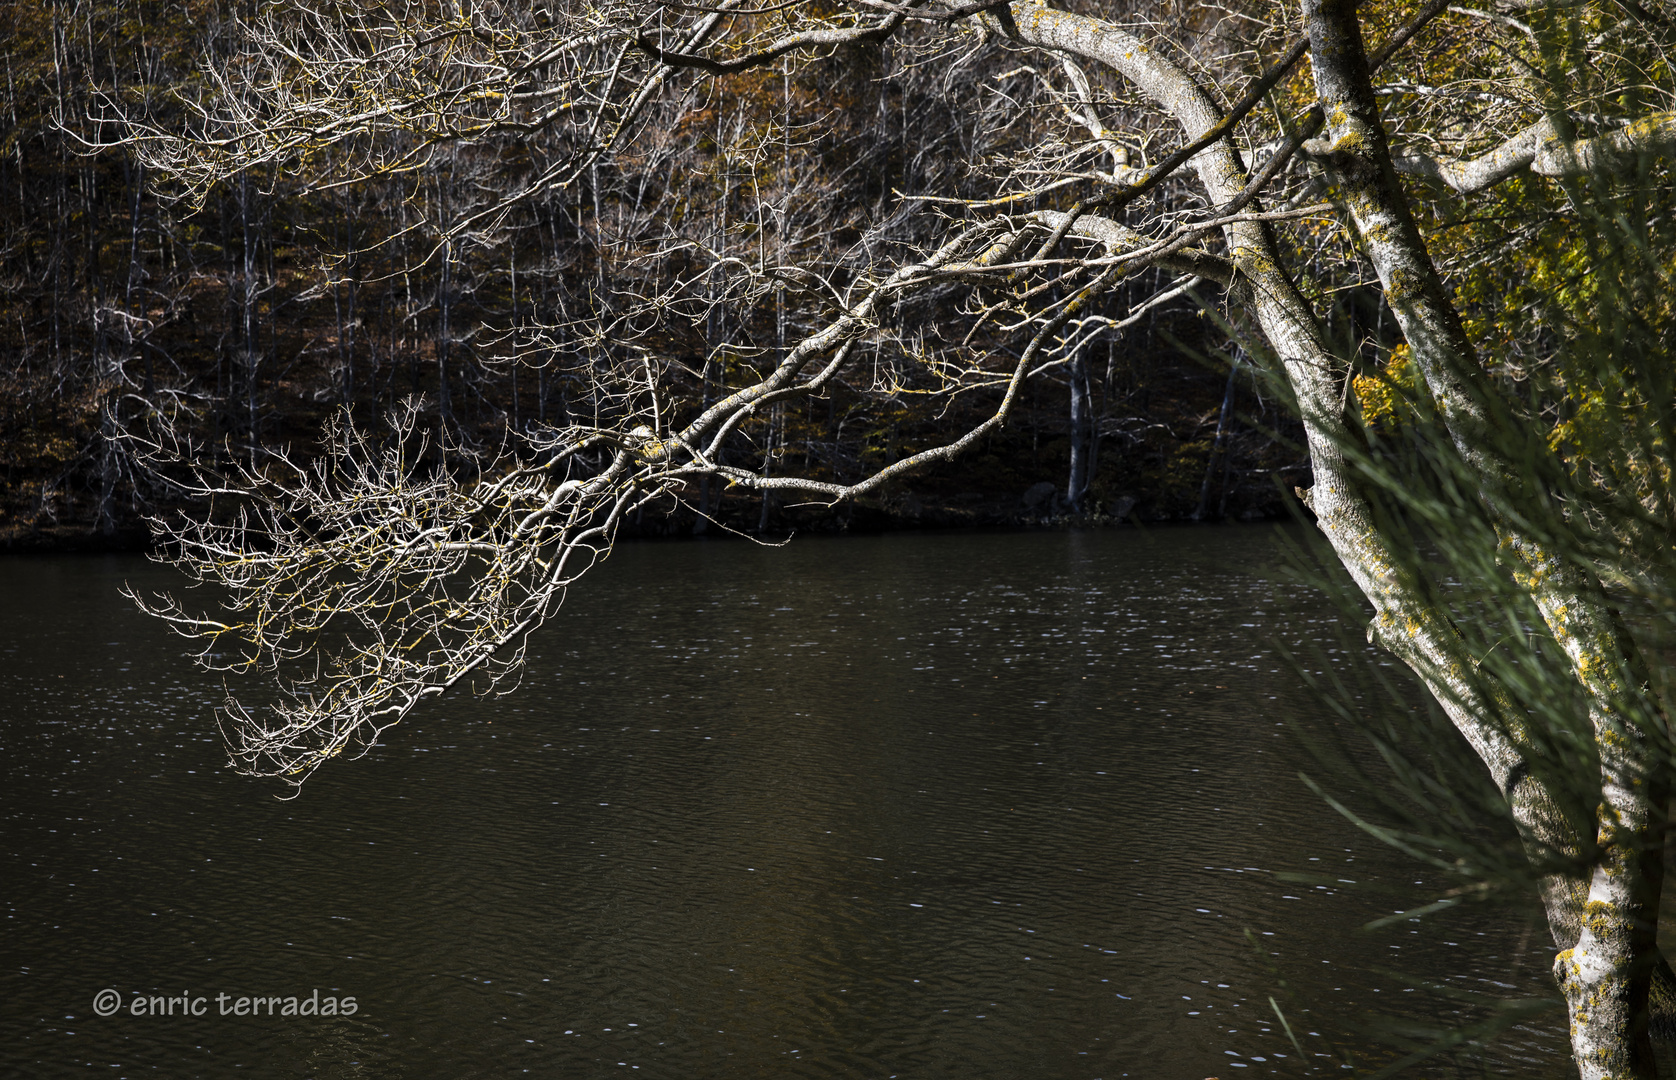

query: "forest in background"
xmin=0 ymin=0 xmax=1315 ymax=549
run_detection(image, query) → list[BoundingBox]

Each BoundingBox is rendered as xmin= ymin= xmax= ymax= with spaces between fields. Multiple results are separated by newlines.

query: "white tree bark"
xmin=1388 ymin=112 xmax=1676 ymax=193
xmin=985 ymin=10 xmax=1676 ymax=1074
xmin=1298 ymin=2 xmax=1669 ymax=1074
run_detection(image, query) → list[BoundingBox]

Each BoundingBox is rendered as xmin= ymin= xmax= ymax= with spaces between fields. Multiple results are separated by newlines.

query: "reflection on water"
xmin=0 ymin=527 xmax=1570 ymax=1078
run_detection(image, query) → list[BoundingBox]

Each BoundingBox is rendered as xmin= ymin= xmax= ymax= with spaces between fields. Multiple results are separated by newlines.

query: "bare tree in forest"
xmin=100 ymin=1 xmax=1676 ymax=1074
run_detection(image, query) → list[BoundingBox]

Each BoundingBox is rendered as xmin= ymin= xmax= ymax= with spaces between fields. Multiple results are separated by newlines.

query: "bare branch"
xmin=1391 ymin=112 xmax=1676 ymax=192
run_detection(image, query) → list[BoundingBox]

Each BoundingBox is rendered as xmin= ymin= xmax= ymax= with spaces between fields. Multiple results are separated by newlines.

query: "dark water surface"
xmin=2 ymin=527 xmax=1570 ymax=1078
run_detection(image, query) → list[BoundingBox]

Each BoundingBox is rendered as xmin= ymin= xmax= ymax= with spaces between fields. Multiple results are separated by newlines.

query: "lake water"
xmin=0 ymin=526 xmax=1571 ymax=1078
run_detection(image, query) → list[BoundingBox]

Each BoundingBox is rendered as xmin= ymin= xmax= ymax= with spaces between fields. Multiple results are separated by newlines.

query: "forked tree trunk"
xmin=1300 ymin=3 xmax=1671 ymax=1074
xmin=985 ymin=3 xmax=1672 ymax=1074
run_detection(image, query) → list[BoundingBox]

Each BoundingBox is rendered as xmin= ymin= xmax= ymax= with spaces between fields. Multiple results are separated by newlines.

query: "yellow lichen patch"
xmin=1386 ymin=266 xmax=1428 ymax=303
xmin=1621 ymin=112 xmax=1676 ymax=142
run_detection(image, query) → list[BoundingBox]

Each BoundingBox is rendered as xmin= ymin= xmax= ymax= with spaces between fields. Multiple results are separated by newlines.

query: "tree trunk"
xmin=1299 ymin=2 xmax=1671 ymax=1073
xmin=1067 ymin=347 xmax=1090 ymax=513
xmin=240 ymin=173 xmax=258 ymax=463
xmin=437 ymin=237 xmax=454 ymax=427
xmin=984 ymin=8 xmax=1667 ymax=1074
xmin=335 ymin=196 xmax=356 ymax=407
xmin=1195 ymin=350 xmax=1238 ymax=522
